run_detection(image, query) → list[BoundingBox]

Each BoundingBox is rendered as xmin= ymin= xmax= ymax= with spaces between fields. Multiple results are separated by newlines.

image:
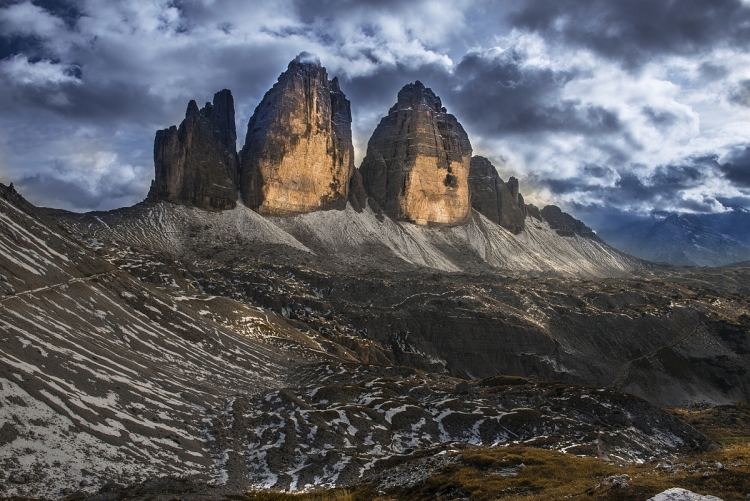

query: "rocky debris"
xmin=541 ymin=204 xmax=601 ymax=240
xmin=52 ymin=195 xmax=750 ymax=408
xmin=239 ymin=52 xmax=355 ymax=215
xmin=468 ymin=156 xmax=526 ymax=233
xmin=606 ymin=473 xmax=630 ymax=489
xmin=229 ymin=363 xmax=711 ymax=490
xmin=0 ymin=186 xmax=343 ymax=498
xmin=148 ymin=90 xmax=239 ymax=210
xmin=648 ymin=487 xmax=724 ymax=501
xmin=359 ymin=81 xmax=472 ymax=226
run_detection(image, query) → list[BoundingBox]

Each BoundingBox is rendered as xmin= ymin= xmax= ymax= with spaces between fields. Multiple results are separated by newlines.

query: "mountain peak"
xmin=239 ymin=55 xmax=355 ymax=215
xmin=361 ymin=82 xmax=472 ymax=225
xmin=392 ymin=80 xmax=444 ymax=113
xmin=148 ymin=89 xmax=238 ymax=210
xmin=292 ymin=51 xmax=321 ymax=67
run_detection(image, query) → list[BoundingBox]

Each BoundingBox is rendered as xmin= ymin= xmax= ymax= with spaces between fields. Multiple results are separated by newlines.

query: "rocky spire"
xmin=359 ymin=81 xmax=473 ymax=226
xmin=148 ymin=89 xmax=238 ymax=210
xmin=239 ymin=52 xmax=355 ymax=215
xmin=468 ymin=156 xmax=526 ymax=234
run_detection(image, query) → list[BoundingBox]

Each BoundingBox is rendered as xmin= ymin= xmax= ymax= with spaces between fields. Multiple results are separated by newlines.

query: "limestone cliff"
xmin=239 ymin=53 xmax=355 ymax=215
xmin=359 ymin=81 xmax=472 ymax=226
xmin=468 ymin=156 xmax=526 ymax=234
xmin=148 ymin=89 xmax=238 ymax=210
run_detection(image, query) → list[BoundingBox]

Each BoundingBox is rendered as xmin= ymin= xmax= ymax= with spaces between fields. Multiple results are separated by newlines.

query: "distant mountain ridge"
xmin=596 ymin=208 xmax=750 ymax=267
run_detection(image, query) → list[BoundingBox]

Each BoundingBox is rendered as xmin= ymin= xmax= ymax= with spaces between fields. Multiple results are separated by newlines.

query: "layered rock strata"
xmin=468 ymin=156 xmax=527 ymax=234
xmin=359 ymin=81 xmax=472 ymax=226
xmin=541 ymin=205 xmax=600 ymax=240
xmin=148 ymin=89 xmax=238 ymax=210
xmin=239 ymin=53 xmax=355 ymax=215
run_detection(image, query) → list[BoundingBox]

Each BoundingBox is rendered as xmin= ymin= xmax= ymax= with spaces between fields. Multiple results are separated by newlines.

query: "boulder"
xmin=239 ymin=52 xmax=355 ymax=215
xmin=359 ymin=81 xmax=472 ymax=226
xmin=148 ymin=89 xmax=238 ymax=210
xmin=647 ymin=488 xmax=723 ymax=501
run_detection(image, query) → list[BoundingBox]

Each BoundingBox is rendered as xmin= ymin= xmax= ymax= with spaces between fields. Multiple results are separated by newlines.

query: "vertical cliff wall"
xmin=359 ymin=81 xmax=473 ymax=226
xmin=148 ymin=89 xmax=238 ymax=210
xmin=239 ymin=53 xmax=355 ymax=215
xmin=468 ymin=156 xmax=527 ymax=234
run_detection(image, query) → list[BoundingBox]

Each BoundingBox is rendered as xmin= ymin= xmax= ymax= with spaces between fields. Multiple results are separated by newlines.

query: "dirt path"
xmin=608 ymin=323 xmax=701 ymax=389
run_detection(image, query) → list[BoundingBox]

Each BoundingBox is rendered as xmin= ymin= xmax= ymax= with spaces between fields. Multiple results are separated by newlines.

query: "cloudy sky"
xmin=1 ymin=0 xmax=749 ymax=228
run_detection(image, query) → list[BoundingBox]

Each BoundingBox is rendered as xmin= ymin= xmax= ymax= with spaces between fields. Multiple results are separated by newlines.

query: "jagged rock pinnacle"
xmin=147 ymin=89 xmax=238 ymax=210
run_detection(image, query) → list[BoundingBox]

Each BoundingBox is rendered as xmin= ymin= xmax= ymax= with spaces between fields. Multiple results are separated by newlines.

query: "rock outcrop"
xmin=468 ymin=156 xmax=527 ymax=233
xmin=239 ymin=52 xmax=355 ymax=215
xmin=148 ymin=90 xmax=238 ymax=210
xmin=541 ymin=205 xmax=600 ymax=240
xmin=359 ymin=81 xmax=472 ymax=226
xmin=526 ymin=204 xmax=543 ymax=221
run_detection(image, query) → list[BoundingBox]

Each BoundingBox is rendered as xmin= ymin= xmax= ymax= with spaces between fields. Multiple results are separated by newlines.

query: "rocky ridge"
xmin=360 ymin=81 xmax=473 ymax=226
xmin=239 ymin=52 xmax=355 ymax=215
xmin=148 ymin=90 xmax=238 ymax=210
xmin=597 ymin=209 xmax=750 ymax=267
xmin=541 ymin=204 xmax=601 ymax=240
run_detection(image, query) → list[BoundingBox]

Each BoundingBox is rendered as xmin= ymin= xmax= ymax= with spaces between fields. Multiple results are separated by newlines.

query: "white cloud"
xmin=0 ymin=55 xmax=81 ymax=87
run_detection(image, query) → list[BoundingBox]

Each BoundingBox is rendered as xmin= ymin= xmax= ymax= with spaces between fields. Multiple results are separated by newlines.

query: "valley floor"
xmin=1 ymin=186 xmax=749 ymax=499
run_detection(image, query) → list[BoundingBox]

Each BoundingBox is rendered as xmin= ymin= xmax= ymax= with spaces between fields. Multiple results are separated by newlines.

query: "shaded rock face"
xmin=526 ymin=203 xmax=543 ymax=221
xmin=239 ymin=53 xmax=354 ymax=215
xmin=468 ymin=156 xmax=526 ymax=234
xmin=541 ymin=205 xmax=600 ymax=240
xmin=359 ymin=81 xmax=472 ymax=226
xmin=148 ymin=90 xmax=238 ymax=210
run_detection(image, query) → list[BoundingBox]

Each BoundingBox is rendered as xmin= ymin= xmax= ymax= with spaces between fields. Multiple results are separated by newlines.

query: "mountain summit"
xmin=147 ymin=89 xmax=239 ymax=210
xmin=239 ymin=52 xmax=356 ymax=215
xmin=360 ymin=81 xmax=473 ymax=226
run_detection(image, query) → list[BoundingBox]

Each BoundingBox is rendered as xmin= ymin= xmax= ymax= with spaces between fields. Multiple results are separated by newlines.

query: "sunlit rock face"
xmin=359 ymin=81 xmax=472 ymax=226
xmin=148 ymin=89 xmax=238 ymax=210
xmin=239 ymin=52 xmax=355 ymax=215
xmin=469 ymin=156 xmax=527 ymax=234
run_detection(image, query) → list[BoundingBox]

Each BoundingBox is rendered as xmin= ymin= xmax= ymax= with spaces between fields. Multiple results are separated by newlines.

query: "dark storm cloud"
xmin=0 ymin=0 xmax=81 ymax=59
xmin=447 ymin=51 xmax=626 ymax=137
xmin=720 ymin=146 xmax=750 ymax=186
xmin=730 ymin=80 xmax=750 ymax=107
xmin=0 ymin=71 xmax=171 ymax=126
xmin=21 ymin=0 xmax=81 ymax=27
xmin=543 ymin=155 xmax=720 ymax=211
xmin=698 ymin=62 xmax=729 ymax=82
xmin=582 ymin=164 xmax=615 ymax=178
xmin=16 ymin=167 xmax=150 ymax=211
xmin=507 ymin=0 xmax=750 ymax=68
xmin=294 ymin=0 xmax=408 ymax=18
xmin=641 ymin=106 xmax=678 ymax=128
